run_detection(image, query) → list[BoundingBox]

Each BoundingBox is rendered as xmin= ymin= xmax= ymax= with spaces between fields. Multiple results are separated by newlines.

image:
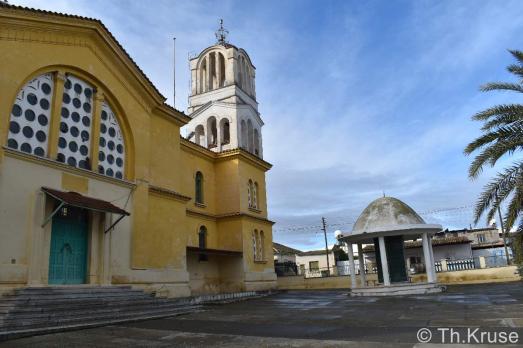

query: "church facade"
xmin=0 ymin=4 xmax=276 ymax=297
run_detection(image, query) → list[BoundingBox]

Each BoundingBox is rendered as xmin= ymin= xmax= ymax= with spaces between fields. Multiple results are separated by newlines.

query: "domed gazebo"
xmin=338 ymin=197 xmax=446 ymax=296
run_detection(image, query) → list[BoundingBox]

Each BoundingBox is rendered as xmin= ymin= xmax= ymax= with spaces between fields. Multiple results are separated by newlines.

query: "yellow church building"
xmin=0 ymin=3 xmax=276 ymax=297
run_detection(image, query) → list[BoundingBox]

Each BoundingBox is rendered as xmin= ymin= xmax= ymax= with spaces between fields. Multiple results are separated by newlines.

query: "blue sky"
xmin=14 ymin=0 xmax=523 ymax=250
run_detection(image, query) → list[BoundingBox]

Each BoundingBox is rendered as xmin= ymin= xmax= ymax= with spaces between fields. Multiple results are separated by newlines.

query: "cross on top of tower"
xmin=215 ymin=19 xmax=229 ymax=45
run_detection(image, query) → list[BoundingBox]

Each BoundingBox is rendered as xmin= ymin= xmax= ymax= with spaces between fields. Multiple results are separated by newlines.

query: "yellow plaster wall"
xmin=277 ymin=267 xmax=521 ymax=290
xmin=61 ymin=173 xmax=88 ymax=193
xmin=139 ymin=193 xmax=186 ymax=269
xmin=180 ymin=148 xmax=216 ymax=212
xmin=149 ymin=115 xmax=181 ymax=190
xmin=214 ymin=159 xmax=241 ymax=214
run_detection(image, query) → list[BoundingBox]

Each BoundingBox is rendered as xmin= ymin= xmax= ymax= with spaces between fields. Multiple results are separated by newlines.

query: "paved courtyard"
xmin=2 ymin=282 xmax=523 ymax=347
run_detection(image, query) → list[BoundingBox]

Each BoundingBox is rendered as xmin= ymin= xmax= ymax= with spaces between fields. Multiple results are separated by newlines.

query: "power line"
xmin=273 ymin=204 xmax=475 ymax=233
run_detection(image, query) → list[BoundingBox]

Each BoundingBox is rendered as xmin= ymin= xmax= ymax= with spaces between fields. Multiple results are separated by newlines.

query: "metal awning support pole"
xmin=41 ymin=201 xmax=65 ymax=228
xmin=104 ymin=214 xmax=126 ymax=234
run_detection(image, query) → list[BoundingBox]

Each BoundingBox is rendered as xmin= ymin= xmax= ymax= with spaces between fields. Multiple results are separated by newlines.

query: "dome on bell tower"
xmin=186 ymin=20 xmax=263 ymax=158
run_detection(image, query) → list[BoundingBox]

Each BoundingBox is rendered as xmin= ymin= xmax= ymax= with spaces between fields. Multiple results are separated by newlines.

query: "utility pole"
xmin=173 ymin=37 xmax=176 ymax=108
xmin=495 ymin=193 xmax=511 ymax=265
xmin=321 ymin=217 xmax=331 ymax=275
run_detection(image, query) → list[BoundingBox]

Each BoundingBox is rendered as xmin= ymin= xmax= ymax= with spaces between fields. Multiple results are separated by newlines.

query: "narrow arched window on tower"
xmin=195 ymin=171 xmax=204 ymax=204
xmin=209 ymin=52 xmax=216 ymax=90
xmin=247 ymin=119 xmax=254 ymax=153
xmin=218 ymin=53 xmax=226 ymax=87
xmin=207 ymin=117 xmax=217 ymax=148
xmin=253 ymin=129 xmax=260 ymax=156
xmin=200 ymin=58 xmax=207 ymax=93
xmin=220 ymin=118 xmax=230 ymax=145
xmin=240 ymin=120 xmax=247 ymax=149
xmin=195 ymin=124 xmax=205 ymax=146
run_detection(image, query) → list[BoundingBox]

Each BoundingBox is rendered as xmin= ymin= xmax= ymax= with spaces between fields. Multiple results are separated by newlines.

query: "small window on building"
xmin=198 ymin=226 xmax=207 ymax=261
xmin=195 ymin=171 xmax=204 ymax=204
xmin=477 ymin=233 xmax=486 ymax=243
xmin=252 ymin=230 xmax=257 ymax=260
xmin=259 ymin=230 xmax=265 ymax=260
xmin=309 ymin=261 xmax=319 ymax=271
xmin=248 ymin=179 xmax=253 ymax=208
xmin=253 ymin=182 xmax=259 ymax=209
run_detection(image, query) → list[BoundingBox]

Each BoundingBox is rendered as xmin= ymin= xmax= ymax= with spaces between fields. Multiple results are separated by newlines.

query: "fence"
xmin=434 ymin=255 xmax=509 ymax=273
xmin=277 ymin=255 xmax=511 ymax=279
xmin=302 ymin=265 xmax=377 ymax=279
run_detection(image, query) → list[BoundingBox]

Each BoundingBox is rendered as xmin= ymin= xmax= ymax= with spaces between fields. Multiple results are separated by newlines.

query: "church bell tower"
xmin=186 ymin=20 xmax=263 ymax=158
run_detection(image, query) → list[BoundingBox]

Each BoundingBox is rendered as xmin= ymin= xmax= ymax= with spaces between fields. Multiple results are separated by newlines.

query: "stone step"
xmin=0 ymin=304 xmax=201 ymax=328
xmin=13 ymin=287 xmax=144 ymax=295
xmin=0 ymin=306 xmax=200 ymax=341
xmin=0 ymin=291 xmax=150 ymax=303
xmin=0 ymin=306 xmax=200 ymax=334
xmin=1 ymin=301 xmax=195 ymax=321
xmin=0 ymin=297 xmax=175 ymax=314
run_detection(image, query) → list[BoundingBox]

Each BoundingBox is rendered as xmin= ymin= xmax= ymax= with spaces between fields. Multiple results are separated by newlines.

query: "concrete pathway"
xmin=2 ymin=282 xmax=523 ymax=347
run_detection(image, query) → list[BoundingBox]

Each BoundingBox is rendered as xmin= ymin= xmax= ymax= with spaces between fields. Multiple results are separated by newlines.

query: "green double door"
xmin=48 ymin=207 xmax=88 ymax=285
xmin=374 ymin=236 xmax=408 ymax=284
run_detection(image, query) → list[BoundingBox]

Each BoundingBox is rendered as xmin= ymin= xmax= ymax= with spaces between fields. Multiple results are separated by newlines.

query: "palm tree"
xmin=464 ymin=49 xmax=523 ymax=265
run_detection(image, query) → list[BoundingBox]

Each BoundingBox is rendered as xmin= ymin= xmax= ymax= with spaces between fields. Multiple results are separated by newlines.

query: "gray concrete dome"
xmin=353 ymin=197 xmax=426 ymax=234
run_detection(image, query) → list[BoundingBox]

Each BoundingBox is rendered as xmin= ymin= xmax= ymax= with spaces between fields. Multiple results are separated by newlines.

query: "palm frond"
xmin=507 ymin=64 xmax=523 ymax=80
xmin=509 ymin=49 xmax=523 ymax=65
xmin=504 ymin=180 xmax=523 ymax=231
xmin=464 ymin=124 xmax=523 ymax=156
xmin=482 ymin=115 xmax=523 ymax=131
xmin=472 ymin=161 xmax=523 ymax=224
xmin=480 ymin=82 xmax=523 ymax=93
xmin=472 ymin=104 xmax=523 ymax=121
xmin=468 ymin=139 xmax=523 ymax=178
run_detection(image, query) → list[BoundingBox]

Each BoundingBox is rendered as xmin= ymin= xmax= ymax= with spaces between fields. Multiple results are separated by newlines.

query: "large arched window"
xmin=7 ymin=72 xmax=126 ymax=179
xmin=97 ymin=102 xmax=125 ymax=179
xmin=7 ymin=73 xmax=54 ymax=157
xmin=195 ymin=171 xmax=204 ymax=204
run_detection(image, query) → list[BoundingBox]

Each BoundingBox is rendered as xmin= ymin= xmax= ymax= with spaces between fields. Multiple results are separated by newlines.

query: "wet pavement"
xmin=3 ymin=282 xmax=523 ymax=347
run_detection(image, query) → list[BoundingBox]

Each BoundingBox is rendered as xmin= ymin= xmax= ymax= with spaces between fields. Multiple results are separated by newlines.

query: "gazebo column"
xmin=422 ymin=232 xmax=436 ymax=283
xmin=378 ymin=236 xmax=391 ymax=286
xmin=347 ymin=242 xmax=357 ymax=289
xmin=428 ymin=235 xmax=437 ymax=281
xmin=357 ymin=243 xmax=366 ymax=287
